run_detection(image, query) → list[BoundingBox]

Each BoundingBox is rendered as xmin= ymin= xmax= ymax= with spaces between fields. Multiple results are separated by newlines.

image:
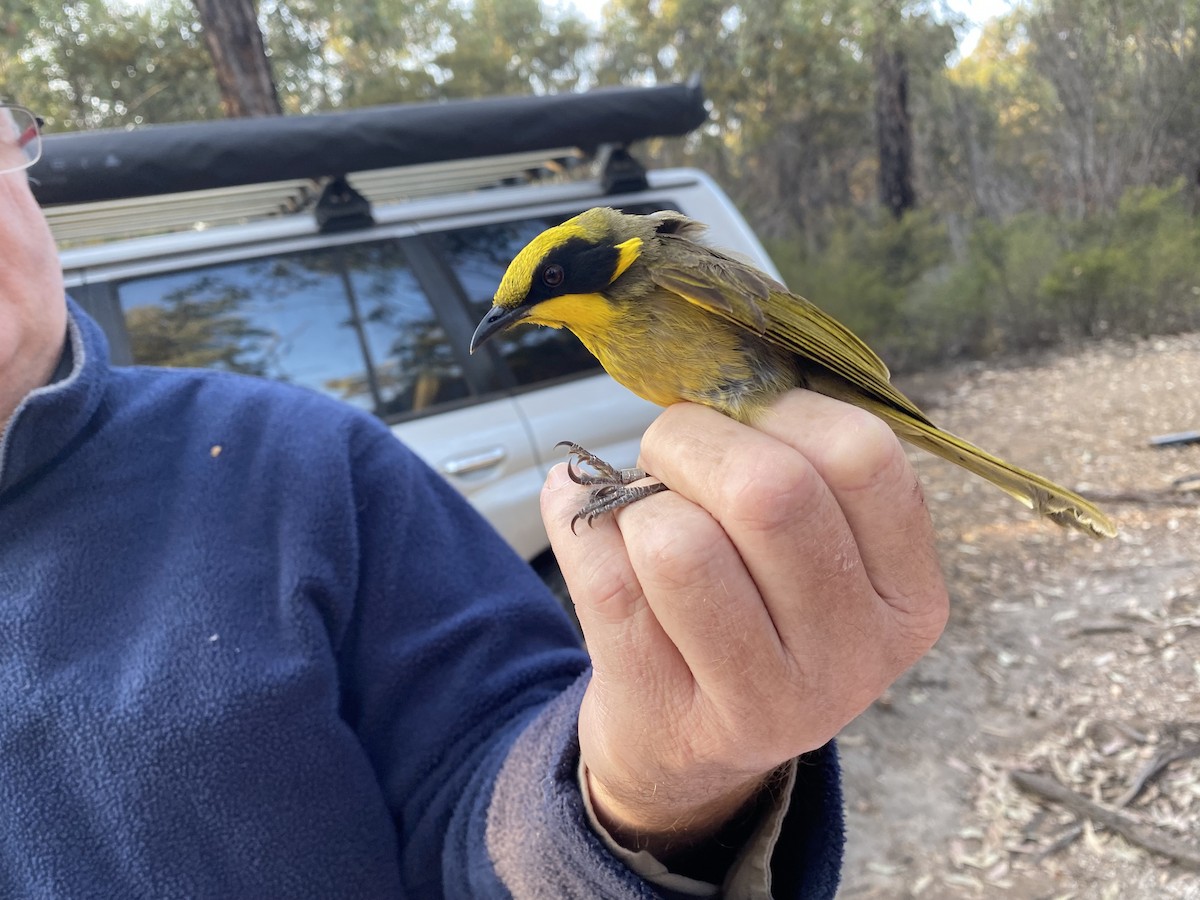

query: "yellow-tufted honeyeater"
xmin=470 ymin=207 xmax=1116 ymax=539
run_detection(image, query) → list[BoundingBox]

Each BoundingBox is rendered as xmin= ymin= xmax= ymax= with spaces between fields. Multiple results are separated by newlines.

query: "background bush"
xmin=769 ymin=180 xmax=1200 ymax=373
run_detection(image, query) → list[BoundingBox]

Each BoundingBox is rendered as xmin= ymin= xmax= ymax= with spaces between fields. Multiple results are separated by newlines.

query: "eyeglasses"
xmin=0 ymin=104 xmax=43 ymax=175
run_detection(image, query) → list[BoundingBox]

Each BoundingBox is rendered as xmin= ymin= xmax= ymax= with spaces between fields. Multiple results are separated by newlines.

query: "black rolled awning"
xmin=31 ymin=82 xmax=708 ymax=207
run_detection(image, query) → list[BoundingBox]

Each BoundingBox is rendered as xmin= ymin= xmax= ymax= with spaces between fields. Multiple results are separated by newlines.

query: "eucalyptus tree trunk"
xmin=874 ymin=42 xmax=915 ymax=219
xmin=192 ymin=0 xmax=282 ymax=118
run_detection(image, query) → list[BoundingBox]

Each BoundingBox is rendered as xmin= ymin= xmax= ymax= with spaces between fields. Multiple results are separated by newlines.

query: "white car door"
xmin=511 ymin=373 xmax=662 ymax=489
xmin=394 ymin=395 xmax=548 ymax=561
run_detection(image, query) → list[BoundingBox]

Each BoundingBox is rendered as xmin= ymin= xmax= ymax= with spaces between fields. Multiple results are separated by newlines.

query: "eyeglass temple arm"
xmin=18 ymin=121 xmax=40 ymax=149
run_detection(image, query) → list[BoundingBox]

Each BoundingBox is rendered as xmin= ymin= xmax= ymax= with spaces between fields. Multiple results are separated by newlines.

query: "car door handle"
xmin=440 ymin=446 xmax=507 ymax=476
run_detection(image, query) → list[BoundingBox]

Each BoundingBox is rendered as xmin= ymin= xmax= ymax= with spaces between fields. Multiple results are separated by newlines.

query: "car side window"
xmin=115 ymin=239 xmax=469 ymax=417
xmin=432 ymin=217 xmax=602 ymax=387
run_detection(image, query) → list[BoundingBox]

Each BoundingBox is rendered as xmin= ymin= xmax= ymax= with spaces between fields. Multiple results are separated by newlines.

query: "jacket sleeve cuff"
xmin=486 ymin=669 xmax=843 ymax=899
xmin=579 ymin=758 xmax=798 ymax=900
xmin=485 ymin=671 xmax=666 ymax=896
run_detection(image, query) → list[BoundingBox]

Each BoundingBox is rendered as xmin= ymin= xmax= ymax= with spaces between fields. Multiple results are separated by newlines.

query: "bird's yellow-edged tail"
xmin=866 ymin=401 xmax=1117 ymax=539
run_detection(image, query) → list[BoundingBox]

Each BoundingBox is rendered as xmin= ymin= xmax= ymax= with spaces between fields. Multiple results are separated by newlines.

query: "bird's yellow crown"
xmin=494 ymin=219 xmax=590 ymax=310
xmin=493 ymin=208 xmax=643 ymax=311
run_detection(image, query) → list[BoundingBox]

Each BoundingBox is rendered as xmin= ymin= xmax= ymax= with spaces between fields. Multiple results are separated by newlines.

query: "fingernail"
xmin=545 ymin=463 xmax=571 ymax=491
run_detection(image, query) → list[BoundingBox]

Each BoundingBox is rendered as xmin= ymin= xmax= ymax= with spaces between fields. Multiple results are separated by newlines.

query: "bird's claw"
xmin=556 ymin=441 xmax=644 ymax=486
xmin=556 ymin=441 xmax=668 ymax=533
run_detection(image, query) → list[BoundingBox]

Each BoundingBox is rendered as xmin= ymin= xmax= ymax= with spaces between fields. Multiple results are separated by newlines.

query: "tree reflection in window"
xmin=117 ymin=241 xmax=468 ymax=417
xmin=124 ymin=277 xmax=273 ymax=376
xmin=342 ymin=241 xmax=469 ymax=416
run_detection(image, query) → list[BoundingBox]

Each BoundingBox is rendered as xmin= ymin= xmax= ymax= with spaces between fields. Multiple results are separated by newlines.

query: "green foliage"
xmin=5 ymin=0 xmax=1199 ymax=365
xmin=1 ymin=0 xmax=222 ymax=129
xmin=2 ymin=0 xmax=592 ymax=128
xmin=766 ymin=183 xmax=1200 ymax=372
xmin=1024 ymin=0 xmax=1200 ymax=212
xmin=1042 ymin=183 xmax=1200 ymax=338
xmin=432 ymin=0 xmax=590 ymax=99
xmin=596 ymin=0 xmax=957 ymax=238
xmin=262 ymin=0 xmax=591 ymax=109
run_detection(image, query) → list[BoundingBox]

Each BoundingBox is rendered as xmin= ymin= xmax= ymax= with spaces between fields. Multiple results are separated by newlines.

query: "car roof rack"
xmin=34 ymin=81 xmax=706 ymax=245
xmin=42 ymin=147 xmax=585 ymax=244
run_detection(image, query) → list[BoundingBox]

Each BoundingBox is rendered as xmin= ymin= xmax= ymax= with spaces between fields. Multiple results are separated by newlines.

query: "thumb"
xmin=540 ymin=463 xmax=644 ymax=632
xmin=541 ymin=463 xmax=692 ymax=757
xmin=541 ymin=464 xmax=687 ymax=689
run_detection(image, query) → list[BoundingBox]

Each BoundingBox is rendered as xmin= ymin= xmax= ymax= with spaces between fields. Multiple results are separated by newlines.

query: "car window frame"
xmin=63 ymin=197 xmax=683 ymax=427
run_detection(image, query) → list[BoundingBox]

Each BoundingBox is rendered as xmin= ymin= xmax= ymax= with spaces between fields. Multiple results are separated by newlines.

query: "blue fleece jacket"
xmin=0 ymin=302 xmax=843 ymax=898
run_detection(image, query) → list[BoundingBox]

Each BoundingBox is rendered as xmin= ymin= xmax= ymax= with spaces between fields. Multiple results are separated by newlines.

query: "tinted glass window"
xmin=116 ymin=240 xmax=468 ymax=417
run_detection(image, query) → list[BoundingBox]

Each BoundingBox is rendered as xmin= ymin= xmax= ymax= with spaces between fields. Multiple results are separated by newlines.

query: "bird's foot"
xmin=556 ymin=441 xmax=668 ymax=533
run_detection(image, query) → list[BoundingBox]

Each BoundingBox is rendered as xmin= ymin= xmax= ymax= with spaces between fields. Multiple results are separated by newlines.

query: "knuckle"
xmin=821 ymin=407 xmax=907 ymax=494
xmin=640 ymin=403 xmax=687 ymax=459
xmin=638 ymin=520 xmax=713 ymax=591
xmin=578 ymin=559 xmax=644 ymax=625
xmin=720 ymin=449 xmax=820 ymax=533
xmin=885 ymin=581 xmax=950 ymax=667
xmin=903 ymin=583 xmax=951 ymax=650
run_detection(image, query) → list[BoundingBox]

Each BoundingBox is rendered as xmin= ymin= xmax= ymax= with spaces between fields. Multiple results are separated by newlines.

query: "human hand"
xmin=542 ymin=389 xmax=949 ymax=857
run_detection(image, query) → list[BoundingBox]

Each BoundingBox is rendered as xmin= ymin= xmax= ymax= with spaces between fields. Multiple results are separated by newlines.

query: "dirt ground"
xmin=837 ymin=333 xmax=1200 ymax=899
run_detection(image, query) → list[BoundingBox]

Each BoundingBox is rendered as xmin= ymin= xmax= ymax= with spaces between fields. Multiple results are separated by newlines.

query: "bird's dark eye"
xmin=541 ymin=264 xmax=565 ymax=288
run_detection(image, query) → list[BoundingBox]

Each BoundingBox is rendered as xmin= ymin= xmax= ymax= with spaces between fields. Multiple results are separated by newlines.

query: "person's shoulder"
xmin=108 ymin=365 xmax=397 ymax=455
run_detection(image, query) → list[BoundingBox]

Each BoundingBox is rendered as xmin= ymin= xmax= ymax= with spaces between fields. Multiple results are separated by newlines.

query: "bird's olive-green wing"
xmin=650 ymin=234 xmax=930 ymax=420
xmin=648 ymin=236 xmax=774 ymax=333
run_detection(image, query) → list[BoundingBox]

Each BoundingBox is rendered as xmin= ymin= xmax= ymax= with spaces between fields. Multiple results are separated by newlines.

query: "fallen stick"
xmin=1149 ymin=432 xmax=1200 ymax=448
xmin=1011 ymin=770 xmax=1200 ymax=871
xmin=1027 ymin=741 xmax=1200 ymax=861
xmin=1081 ymin=488 xmax=1200 ymax=506
xmin=1115 ymin=743 xmax=1200 ymax=808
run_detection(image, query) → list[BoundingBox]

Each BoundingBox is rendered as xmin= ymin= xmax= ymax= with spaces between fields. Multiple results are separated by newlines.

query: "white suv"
xmin=51 ymin=109 xmax=779 ymax=598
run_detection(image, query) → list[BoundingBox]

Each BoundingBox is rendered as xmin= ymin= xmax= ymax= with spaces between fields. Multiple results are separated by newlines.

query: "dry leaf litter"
xmin=837 ymin=334 xmax=1200 ymax=899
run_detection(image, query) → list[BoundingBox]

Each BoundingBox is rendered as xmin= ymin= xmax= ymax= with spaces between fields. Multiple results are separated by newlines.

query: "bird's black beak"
xmin=470 ymin=304 xmax=526 ymax=353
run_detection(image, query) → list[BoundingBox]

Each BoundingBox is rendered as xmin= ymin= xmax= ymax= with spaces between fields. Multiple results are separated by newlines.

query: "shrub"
xmin=761 ymin=182 xmax=1199 ymax=374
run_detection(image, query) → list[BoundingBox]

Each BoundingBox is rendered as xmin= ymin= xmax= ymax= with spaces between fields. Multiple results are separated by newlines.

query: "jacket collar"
xmin=0 ymin=298 xmax=109 ymax=497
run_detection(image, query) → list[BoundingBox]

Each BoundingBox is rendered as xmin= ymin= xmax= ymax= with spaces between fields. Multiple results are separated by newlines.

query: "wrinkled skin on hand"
xmin=542 ymin=391 xmax=949 ymax=857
